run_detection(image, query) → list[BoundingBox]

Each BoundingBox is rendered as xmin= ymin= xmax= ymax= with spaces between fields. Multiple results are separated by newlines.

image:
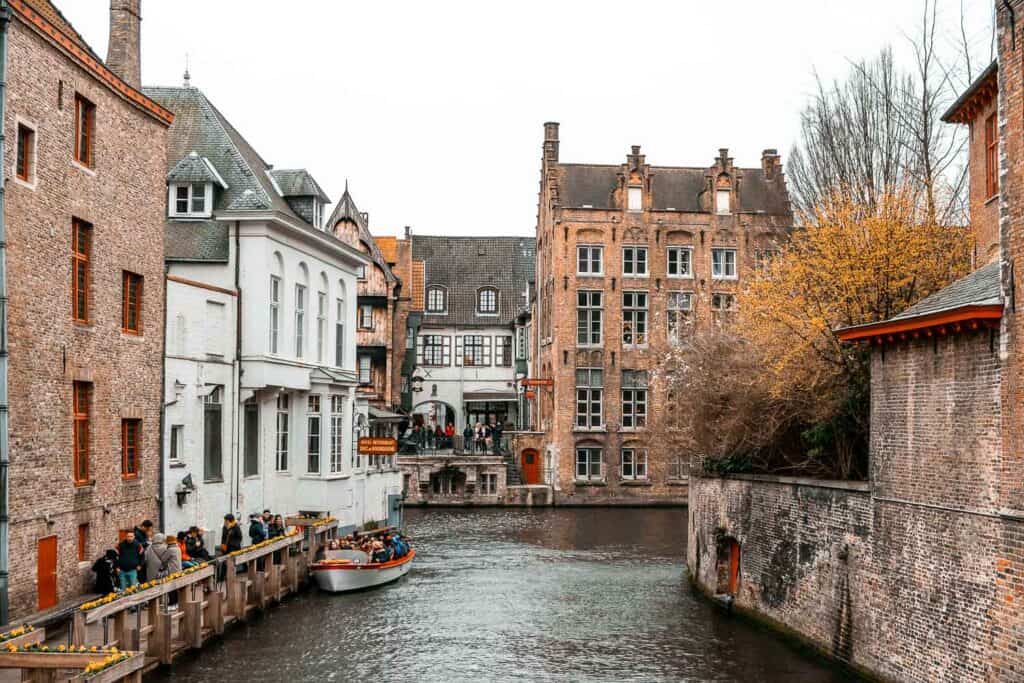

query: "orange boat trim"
xmin=311 ymin=549 xmax=416 ymax=571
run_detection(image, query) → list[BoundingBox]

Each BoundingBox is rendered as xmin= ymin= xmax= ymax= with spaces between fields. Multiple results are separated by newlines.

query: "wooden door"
xmin=521 ymin=449 xmax=541 ymax=485
xmin=37 ymin=535 xmax=58 ymax=610
xmin=728 ymin=541 xmax=740 ymax=595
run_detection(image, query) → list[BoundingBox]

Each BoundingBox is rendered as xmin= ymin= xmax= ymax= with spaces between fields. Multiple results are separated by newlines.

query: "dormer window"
xmin=170 ymin=182 xmax=212 ymax=218
xmin=627 ymin=187 xmax=642 ymax=212
xmin=312 ymin=201 xmax=323 ymax=229
xmin=478 ymin=287 xmax=498 ymax=315
xmin=426 ymin=285 xmax=447 ymax=314
xmin=716 ymin=189 xmax=731 ymax=215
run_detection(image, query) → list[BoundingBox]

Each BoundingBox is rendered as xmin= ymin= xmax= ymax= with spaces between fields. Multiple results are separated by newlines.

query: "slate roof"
xmin=413 ymin=236 xmax=536 ymax=326
xmin=166 ymin=221 xmax=230 ymax=262
xmin=167 ymin=152 xmax=228 ymax=187
xmin=558 ymin=162 xmax=790 ymax=215
xmin=325 ymin=188 xmax=397 ymax=286
xmin=890 ymin=260 xmax=1002 ymax=322
xmin=269 ymin=169 xmax=330 ymax=202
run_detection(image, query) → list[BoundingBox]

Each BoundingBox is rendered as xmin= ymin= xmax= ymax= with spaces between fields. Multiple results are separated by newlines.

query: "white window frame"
xmin=359 ymin=304 xmax=373 ymax=330
xmin=716 ymin=189 xmax=731 ymax=215
xmin=622 ymin=291 xmax=648 ymax=347
xmin=330 ymin=395 xmax=345 ymax=473
xmin=667 ymin=292 xmax=693 ymax=344
xmin=457 ymin=335 xmax=492 ymax=367
xmin=477 ymin=288 xmax=498 ymax=315
xmin=295 ymin=284 xmax=306 ymax=358
xmin=495 ymin=335 xmax=513 ymax=367
xmin=577 ymin=245 xmax=604 ymax=276
xmin=312 ymin=201 xmax=322 ymax=229
xmin=275 ymin=393 xmax=290 ymax=472
xmin=169 ymin=182 xmax=213 ymax=218
xmin=335 ymin=298 xmax=345 ymax=368
xmin=667 ymin=246 xmax=693 ymax=278
xmin=269 ymin=276 xmax=281 ymax=354
xmin=712 ymin=293 xmax=736 ymax=311
xmin=169 ymin=424 xmax=184 ymax=464
xmin=575 ymin=368 xmax=603 ymax=430
xmin=575 ymin=447 xmax=603 ymax=481
xmin=418 ymin=335 xmax=451 ymax=367
xmin=621 ymin=448 xmax=648 ymax=480
xmin=576 ymin=290 xmax=603 ymax=347
xmin=711 ymin=248 xmax=737 ymax=279
xmin=307 ymin=395 xmax=321 ymax=474
xmin=627 ymin=186 xmax=642 ymax=212
xmin=622 ymin=371 xmax=648 ymax=429
xmin=358 ymin=355 xmax=372 ymax=384
xmin=622 ymin=246 xmax=648 ymax=277
xmin=426 ymin=286 xmax=447 ymax=314
xmin=669 ymin=456 xmax=687 ymax=480
xmin=317 ymin=292 xmax=327 ymax=362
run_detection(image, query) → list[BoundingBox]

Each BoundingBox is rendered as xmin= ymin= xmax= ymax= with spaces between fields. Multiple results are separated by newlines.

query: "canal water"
xmin=151 ymin=508 xmax=854 ymax=682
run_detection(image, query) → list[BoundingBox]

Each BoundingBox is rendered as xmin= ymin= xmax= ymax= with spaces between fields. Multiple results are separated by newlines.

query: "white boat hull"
xmin=311 ymin=550 xmax=415 ymax=593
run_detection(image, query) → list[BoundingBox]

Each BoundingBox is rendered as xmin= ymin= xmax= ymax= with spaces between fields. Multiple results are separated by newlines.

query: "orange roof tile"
xmin=376 ymin=236 xmax=398 ymax=264
xmin=411 ymin=260 xmax=425 ymax=311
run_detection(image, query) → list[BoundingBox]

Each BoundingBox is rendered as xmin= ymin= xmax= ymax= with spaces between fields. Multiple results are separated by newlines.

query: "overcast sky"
xmin=61 ymin=0 xmax=993 ymax=238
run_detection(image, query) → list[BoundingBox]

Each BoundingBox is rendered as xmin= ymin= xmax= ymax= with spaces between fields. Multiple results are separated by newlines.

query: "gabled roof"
xmin=269 ymin=169 xmax=330 ymax=203
xmin=837 ymin=261 xmax=1002 ymax=343
xmin=167 ymin=152 xmax=228 ymax=188
xmin=413 ymin=236 xmax=536 ymax=326
xmin=326 ymin=187 xmax=398 ymax=287
xmin=942 ymin=61 xmax=998 ymax=124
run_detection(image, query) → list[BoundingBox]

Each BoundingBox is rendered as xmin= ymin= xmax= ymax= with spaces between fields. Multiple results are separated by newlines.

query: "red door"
xmin=37 ymin=536 xmax=58 ymax=610
xmin=728 ymin=541 xmax=741 ymax=595
xmin=521 ymin=449 xmax=541 ymax=485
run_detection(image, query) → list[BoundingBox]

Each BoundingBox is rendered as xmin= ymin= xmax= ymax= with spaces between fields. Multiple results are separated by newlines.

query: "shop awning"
xmin=369 ymin=406 xmax=406 ymax=422
xmin=463 ymin=391 xmax=518 ymax=402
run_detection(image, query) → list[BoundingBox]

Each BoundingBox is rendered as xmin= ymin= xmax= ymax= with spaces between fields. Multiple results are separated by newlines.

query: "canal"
xmin=151 ymin=507 xmax=855 ymax=682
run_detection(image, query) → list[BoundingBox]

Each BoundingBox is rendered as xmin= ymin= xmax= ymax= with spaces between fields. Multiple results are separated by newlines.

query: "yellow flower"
xmin=57 ymin=644 xmax=66 ymax=652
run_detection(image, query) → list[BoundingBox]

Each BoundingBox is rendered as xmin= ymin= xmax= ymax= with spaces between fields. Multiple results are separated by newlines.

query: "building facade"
xmin=533 ymin=124 xmax=793 ymax=504
xmin=147 ymin=83 xmax=400 ymax=538
xmin=3 ymin=0 xmax=170 ymax=617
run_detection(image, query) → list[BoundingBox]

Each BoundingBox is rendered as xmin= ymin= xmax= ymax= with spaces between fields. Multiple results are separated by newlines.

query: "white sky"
xmin=60 ymin=0 xmax=993 ymax=238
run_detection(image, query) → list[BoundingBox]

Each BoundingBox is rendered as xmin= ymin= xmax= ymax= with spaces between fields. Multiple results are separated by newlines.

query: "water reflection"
xmin=151 ymin=508 xmax=855 ymax=683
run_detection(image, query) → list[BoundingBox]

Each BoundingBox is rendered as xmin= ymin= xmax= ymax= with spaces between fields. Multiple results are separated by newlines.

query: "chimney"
xmin=761 ymin=149 xmax=781 ymax=180
xmin=404 ymin=225 xmax=412 ymax=240
xmin=543 ymin=122 xmax=559 ymax=163
xmin=716 ymin=148 xmax=733 ymax=172
xmin=627 ymin=145 xmax=645 ymax=170
xmin=107 ymin=0 xmax=142 ymax=89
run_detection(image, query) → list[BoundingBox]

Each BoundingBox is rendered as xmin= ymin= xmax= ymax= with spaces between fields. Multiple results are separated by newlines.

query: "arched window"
xmin=426 ymin=285 xmax=447 ymax=314
xmin=477 ymin=287 xmax=498 ymax=315
xmin=335 ymin=279 xmax=347 ymax=367
xmin=269 ymin=252 xmax=284 ymax=354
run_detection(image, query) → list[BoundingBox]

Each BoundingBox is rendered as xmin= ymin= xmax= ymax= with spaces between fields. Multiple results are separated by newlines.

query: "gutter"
xmin=0 ymin=0 xmax=10 ymax=625
xmin=233 ymin=221 xmax=241 ymax=514
xmin=158 ymin=264 xmax=168 ymax=530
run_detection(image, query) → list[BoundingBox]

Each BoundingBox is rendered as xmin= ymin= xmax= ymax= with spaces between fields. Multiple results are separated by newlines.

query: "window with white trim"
xmin=358 ymin=355 xmax=372 ymax=384
xmin=622 ymin=246 xmax=648 ymax=277
xmin=576 ymin=291 xmax=603 ymax=346
xmin=170 ymin=182 xmax=212 ymax=218
xmin=317 ymin=292 xmax=327 ymax=362
xmin=457 ymin=335 xmax=491 ymax=366
xmin=711 ymin=248 xmax=737 ymax=279
xmin=669 ymin=456 xmax=687 ymax=480
xmin=576 ymin=447 xmax=603 ymax=480
xmin=575 ymin=368 xmax=603 ymax=429
xmin=480 ymin=473 xmax=498 ymax=495
xmin=577 ymin=245 xmax=603 ymax=275
xmin=716 ymin=189 xmax=731 ymax=214
xmin=269 ymin=276 xmax=281 ymax=354
xmin=275 ymin=394 xmax=290 ymax=472
xmin=295 ymin=284 xmax=306 ymax=358
xmin=667 ymin=247 xmax=693 ymax=278
xmin=418 ymin=335 xmax=451 ymax=367
xmin=622 ymin=291 xmax=648 ymax=346
xmin=335 ymin=298 xmax=345 ymax=367
xmin=711 ymin=293 xmax=736 ymax=311
xmin=495 ymin=335 xmax=513 ymax=367
xmin=330 ymin=395 xmax=344 ymax=473
xmin=667 ymin=292 xmax=693 ymax=343
xmin=359 ymin=304 xmax=373 ymax=330
xmin=621 ymin=448 xmax=648 ymax=480
xmin=621 ymin=370 xmax=648 ymax=429
xmin=307 ymin=395 xmax=321 ymax=474
xmin=627 ymin=186 xmax=642 ymax=212
xmin=477 ymin=288 xmax=498 ymax=315
xmin=426 ymin=286 xmax=447 ymax=313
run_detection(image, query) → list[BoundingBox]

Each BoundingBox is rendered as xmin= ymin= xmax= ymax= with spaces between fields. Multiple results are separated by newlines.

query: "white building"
xmin=147 ymin=85 xmax=401 ymax=536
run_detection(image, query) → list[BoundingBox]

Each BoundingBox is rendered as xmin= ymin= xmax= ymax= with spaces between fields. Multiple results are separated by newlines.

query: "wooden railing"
xmin=0 ymin=649 xmax=143 ymax=682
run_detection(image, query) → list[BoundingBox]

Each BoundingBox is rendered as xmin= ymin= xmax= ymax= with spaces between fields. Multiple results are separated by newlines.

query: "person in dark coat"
xmin=268 ymin=515 xmax=286 ymax=539
xmin=91 ymin=550 xmax=119 ymax=595
xmin=116 ymin=535 xmax=144 ymax=590
xmin=186 ymin=526 xmax=212 ymax=561
xmin=220 ymin=514 xmax=242 ymax=554
xmin=133 ymin=520 xmax=153 ymax=581
xmin=248 ymin=514 xmax=267 ymax=545
xmin=462 ymin=424 xmax=473 ymax=452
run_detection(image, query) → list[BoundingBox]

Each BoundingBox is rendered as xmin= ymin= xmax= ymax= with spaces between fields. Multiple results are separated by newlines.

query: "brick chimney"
xmin=543 ymin=122 xmax=560 ymax=163
xmin=627 ymin=145 xmax=645 ymax=171
xmin=107 ymin=0 xmax=142 ymax=89
xmin=762 ymin=149 xmax=781 ymax=180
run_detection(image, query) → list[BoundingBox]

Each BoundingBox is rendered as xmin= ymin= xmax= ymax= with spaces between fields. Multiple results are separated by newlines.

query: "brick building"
xmin=533 ymin=123 xmax=792 ymax=504
xmin=3 ymin=0 xmax=170 ymax=617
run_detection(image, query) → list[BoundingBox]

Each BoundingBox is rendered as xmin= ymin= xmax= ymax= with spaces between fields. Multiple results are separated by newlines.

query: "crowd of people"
xmin=401 ymin=418 xmax=506 ymax=454
xmin=328 ymin=531 xmax=410 ymax=564
xmin=462 ymin=420 xmax=504 ymax=454
xmin=90 ymin=511 xmax=290 ymax=596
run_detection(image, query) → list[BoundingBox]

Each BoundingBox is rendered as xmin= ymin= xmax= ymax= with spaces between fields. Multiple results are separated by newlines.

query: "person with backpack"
xmin=248 ymin=513 xmax=267 ymax=545
xmin=91 ymin=549 xmax=119 ymax=595
xmin=145 ymin=534 xmax=181 ymax=581
xmin=116 ymin=534 xmax=144 ymax=590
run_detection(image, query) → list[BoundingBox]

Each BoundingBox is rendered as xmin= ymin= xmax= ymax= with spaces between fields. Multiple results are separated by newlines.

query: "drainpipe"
xmin=0 ymin=0 xmax=11 ymax=625
xmin=158 ymin=264 xmax=168 ymax=530
xmin=233 ymin=221 xmax=242 ymax=514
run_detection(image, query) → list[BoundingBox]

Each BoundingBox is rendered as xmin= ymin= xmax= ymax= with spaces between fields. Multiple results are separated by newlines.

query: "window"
xmin=358 ymin=265 xmax=367 ymax=280
xmin=74 ymin=94 xmax=95 ymax=167
xmin=418 ymin=335 xmax=451 ymax=367
xmin=243 ymin=399 xmax=259 ymax=477
xmin=360 ymin=304 xmax=373 ymax=330
xmin=577 ymin=245 xmax=603 ymax=275
xmin=712 ymin=293 xmax=736 ymax=311
xmin=426 ymin=286 xmax=447 ymax=313
xmin=16 ymin=123 xmax=35 ymax=183
xmin=480 ymin=473 xmax=498 ymax=495
xmin=335 ymin=299 xmax=345 ymax=367
xmin=667 ymin=247 xmax=693 ymax=278
xmin=77 ymin=523 xmax=89 ymax=563
xmin=667 ymin=292 xmax=693 ymax=343
xmin=312 ymin=201 xmax=322 ymax=229
xmin=627 ymin=186 xmax=642 ymax=212
xmin=317 ymin=292 xmax=327 ymax=362
xmin=458 ymin=335 xmax=492 ymax=366
xmin=359 ymin=355 xmax=372 ymax=384
xmin=72 ymin=219 xmax=91 ymax=323
xmin=622 ymin=291 xmax=648 ymax=346
xmin=295 ymin=284 xmax=306 ymax=358
xmin=575 ymin=448 xmax=603 ymax=481
xmin=121 ymin=419 xmax=140 ymax=479
xmin=986 ymin=113 xmax=999 ymax=198
xmin=575 ymin=368 xmax=603 ymax=429
xmin=170 ymin=183 xmax=210 ymax=217
xmin=716 ymin=189 xmax=731 ymax=214
xmin=622 ymin=246 xmax=648 ymax=277
xmin=276 ymin=394 xmax=290 ymax=471
xmin=477 ymin=288 xmax=498 ymax=315
xmin=495 ymin=336 xmax=513 ymax=367
xmin=669 ymin=456 xmax=687 ymax=480
xmin=269 ymin=276 xmax=281 ymax=354
xmin=621 ymin=448 xmax=648 ymax=480
xmin=204 ymin=387 xmax=223 ymax=480
xmin=576 ymin=291 xmax=603 ymax=346
xmin=307 ymin=395 xmax=321 ymax=474
xmin=169 ymin=425 xmax=183 ymax=464
xmin=122 ymin=272 xmax=143 ymax=334
xmin=711 ymin=248 xmax=737 ymax=279
xmin=622 ymin=370 xmax=648 ymax=429
xmin=72 ymin=381 xmax=90 ymax=485
xmin=330 ymin=395 xmax=344 ymax=473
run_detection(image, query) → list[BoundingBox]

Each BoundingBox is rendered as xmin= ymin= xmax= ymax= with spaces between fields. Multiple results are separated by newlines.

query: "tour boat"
xmin=311 ymin=548 xmax=415 ymax=593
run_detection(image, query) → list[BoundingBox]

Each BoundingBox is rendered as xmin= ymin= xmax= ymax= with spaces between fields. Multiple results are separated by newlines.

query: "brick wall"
xmin=3 ymin=16 xmax=167 ymax=617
